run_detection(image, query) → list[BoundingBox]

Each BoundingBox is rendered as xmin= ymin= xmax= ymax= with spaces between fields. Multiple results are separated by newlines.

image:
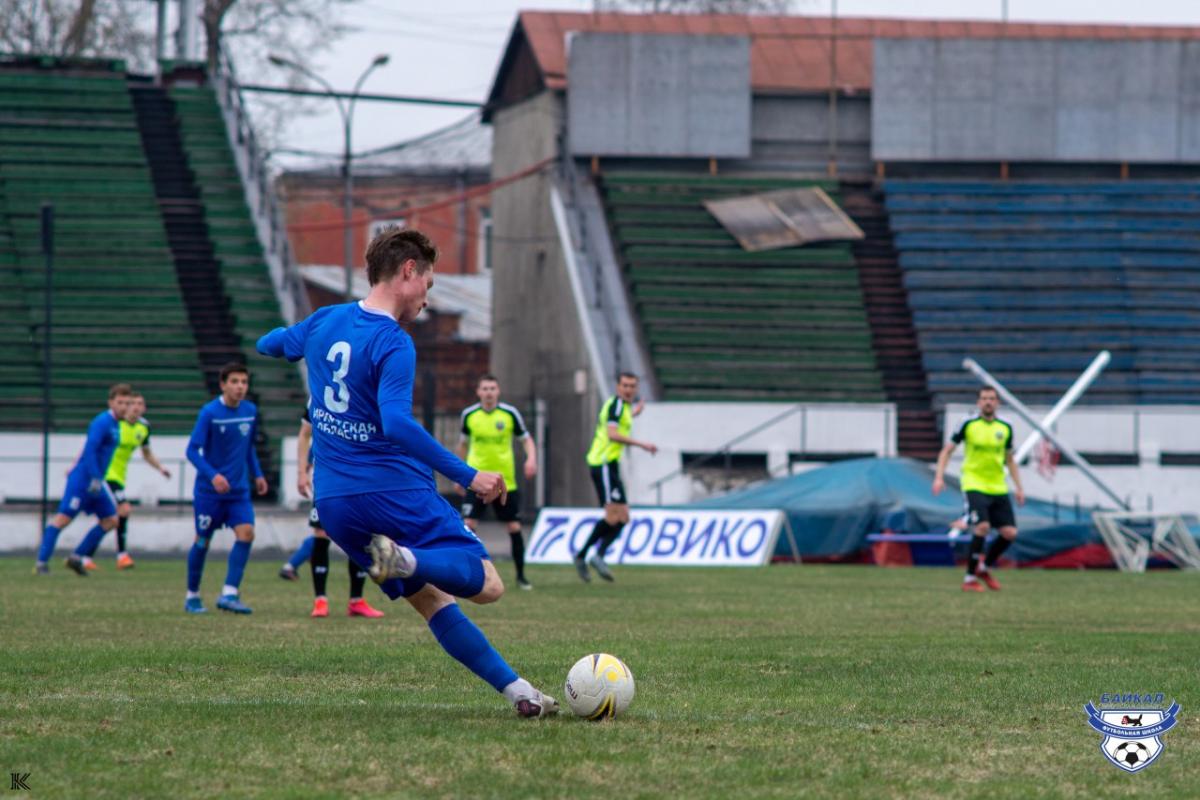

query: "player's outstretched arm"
xmin=380 ymin=401 xmax=478 ymax=489
xmin=256 ymin=316 xmax=313 ymax=362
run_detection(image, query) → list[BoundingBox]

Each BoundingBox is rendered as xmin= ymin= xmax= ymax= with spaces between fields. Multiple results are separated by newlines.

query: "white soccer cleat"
xmin=514 ymin=688 xmax=560 ymax=719
xmin=367 ymin=534 xmax=415 ymax=583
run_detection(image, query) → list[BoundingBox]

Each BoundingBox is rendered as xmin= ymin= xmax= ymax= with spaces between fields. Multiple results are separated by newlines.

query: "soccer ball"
xmin=1115 ymin=741 xmax=1149 ymax=766
xmin=564 ymin=654 xmax=635 ymax=720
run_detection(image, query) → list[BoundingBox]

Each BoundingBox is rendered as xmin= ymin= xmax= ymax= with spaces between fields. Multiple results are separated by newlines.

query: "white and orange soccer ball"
xmin=564 ymin=653 xmax=635 ymax=720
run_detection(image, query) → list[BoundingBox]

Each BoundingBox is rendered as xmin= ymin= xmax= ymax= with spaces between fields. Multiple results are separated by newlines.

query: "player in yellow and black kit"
xmin=458 ymin=375 xmax=538 ymax=589
xmin=933 ymin=385 xmax=1026 ymax=592
xmin=79 ymin=393 xmax=172 ymax=570
xmin=574 ymin=372 xmax=656 ymax=583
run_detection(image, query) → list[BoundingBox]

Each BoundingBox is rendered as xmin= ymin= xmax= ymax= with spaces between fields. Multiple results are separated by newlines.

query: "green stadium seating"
xmin=598 ymin=172 xmax=885 ymax=402
xmin=0 ymin=64 xmax=210 ymax=433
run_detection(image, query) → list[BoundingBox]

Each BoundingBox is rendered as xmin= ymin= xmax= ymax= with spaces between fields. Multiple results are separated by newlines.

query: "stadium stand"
xmin=887 ymin=180 xmax=1200 ymax=407
xmin=0 ymin=59 xmax=210 ymax=433
xmin=598 ymin=172 xmax=886 ymax=403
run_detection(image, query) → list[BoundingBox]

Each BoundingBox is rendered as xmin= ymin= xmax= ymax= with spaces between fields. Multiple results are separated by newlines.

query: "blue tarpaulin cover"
xmin=687 ymin=457 xmax=1099 ymax=561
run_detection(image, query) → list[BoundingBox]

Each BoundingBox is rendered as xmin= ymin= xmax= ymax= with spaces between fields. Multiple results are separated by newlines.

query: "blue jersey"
xmin=186 ymin=397 xmax=263 ymax=498
xmin=69 ymin=410 xmax=121 ymax=486
xmin=257 ymin=301 xmax=477 ymax=500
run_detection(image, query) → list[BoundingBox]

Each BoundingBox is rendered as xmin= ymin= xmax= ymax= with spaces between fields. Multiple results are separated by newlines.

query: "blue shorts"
xmin=193 ymin=494 xmax=256 ymax=538
xmin=57 ymin=475 xmax=118 ymax=520
xmin=317 ymin=488 xmax=490 ymax=599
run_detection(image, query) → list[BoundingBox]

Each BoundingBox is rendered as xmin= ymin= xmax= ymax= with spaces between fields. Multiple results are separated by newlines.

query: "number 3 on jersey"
xmin=324 ymin=341 xmax=352 ymax=413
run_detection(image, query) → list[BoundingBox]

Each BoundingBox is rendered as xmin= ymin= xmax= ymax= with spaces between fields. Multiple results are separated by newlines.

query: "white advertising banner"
xmin=527 ymin=507 xmax=786 ymax=567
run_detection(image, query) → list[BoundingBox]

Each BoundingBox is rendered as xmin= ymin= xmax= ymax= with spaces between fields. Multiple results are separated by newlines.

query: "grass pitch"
xmin=2 ymin=558 xmax=1196 ymax=799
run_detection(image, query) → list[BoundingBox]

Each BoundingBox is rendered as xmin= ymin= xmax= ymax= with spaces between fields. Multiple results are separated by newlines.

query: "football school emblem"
xmin=239 ymin=423 xmax=251 ymax=436
xmin=1084 ymin=696 xmax=1179 ymax=772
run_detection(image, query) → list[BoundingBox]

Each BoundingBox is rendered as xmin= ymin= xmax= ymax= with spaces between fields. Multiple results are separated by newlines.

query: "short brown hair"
xmin=219 ymin=363 xmax=249 ymax=383
xmin=108 ymin=383 xmax=134 ymax=400
xmin=365 ymin=227 xmax=438 ymax=285
xmin=978 ymin=385 xmax=999 ymax=398
xmin=478 ymin=373 xmax=498 ymax=385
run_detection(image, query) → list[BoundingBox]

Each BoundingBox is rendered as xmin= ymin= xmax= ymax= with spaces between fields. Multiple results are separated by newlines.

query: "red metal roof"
xmin=508 ymin=11 xmax=1200 ymax=95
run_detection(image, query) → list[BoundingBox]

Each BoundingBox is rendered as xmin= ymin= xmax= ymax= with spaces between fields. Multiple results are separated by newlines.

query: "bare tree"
xmin=201 ymin=0 xmax=354 ymax=71
xmin=594 ymin=0 xmax=796 ymax=12
xmin=0 ymin=0 xmax=155 ymax=69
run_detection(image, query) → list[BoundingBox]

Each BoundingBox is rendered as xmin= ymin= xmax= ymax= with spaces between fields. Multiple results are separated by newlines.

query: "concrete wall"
xmin=751 ymin=94 xmax=871 ymax=173
xmin=568 ymin=33 xmax=751 ymax=159
xmin=490 ymin=91 xmax=598 ymax=506
xmin=627 ymin=402 xmax=898 ymax=505
xmin=874 ymin=38 xmax=1200 ymax=162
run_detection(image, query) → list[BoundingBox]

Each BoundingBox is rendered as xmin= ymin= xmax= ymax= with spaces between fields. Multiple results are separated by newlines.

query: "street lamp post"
xmin=269 ymin=54 xmax=389 ymax=302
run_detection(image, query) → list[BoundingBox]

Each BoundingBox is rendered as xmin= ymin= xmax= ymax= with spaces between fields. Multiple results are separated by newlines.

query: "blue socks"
xmin=288 ymin=536 xmax=315 ymax=569
xmin=428 ymin=605 xmax=518 ymax=692
xmin=409 ymin=548 xmax=486 ymax=598
xmin=75 ymin=524 xmax=107 ymax=557
xmin=224 ymin=540 xmax=252 ymax=590
xmin=37 ymin=524 xmax=62 ymax=563
xmin=187 ymin=538 xmax=209 ymax=592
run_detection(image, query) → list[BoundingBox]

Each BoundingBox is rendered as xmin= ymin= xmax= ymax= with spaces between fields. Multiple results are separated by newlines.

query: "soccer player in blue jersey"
xmin=257 ymin=227 xmax=558 ymax=718
xmin=183 ymin=363 xmax=269 ymax=614
xmin=34 ymin=384 xmax=132 ymax=575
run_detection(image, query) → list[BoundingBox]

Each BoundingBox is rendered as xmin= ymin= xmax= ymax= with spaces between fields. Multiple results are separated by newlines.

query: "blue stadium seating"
xmin=885 ymin=180 xmax=1200 ymax=406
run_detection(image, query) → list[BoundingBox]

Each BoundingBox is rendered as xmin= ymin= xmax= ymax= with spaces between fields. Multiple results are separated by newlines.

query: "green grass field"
xmin=2 ymin=558 xmax=1196 ymax=799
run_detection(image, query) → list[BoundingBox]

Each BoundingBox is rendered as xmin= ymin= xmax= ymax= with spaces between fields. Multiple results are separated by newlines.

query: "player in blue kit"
xmin=256 ymin=227 xmax=558 ymax=718
xmin=34 ymin=384 xmax=133 ymax=575
xmin=183 ymin=363 xmax=269 ymax=614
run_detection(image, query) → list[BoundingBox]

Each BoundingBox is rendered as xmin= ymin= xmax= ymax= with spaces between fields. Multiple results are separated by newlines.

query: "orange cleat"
xmin=311 ymin=597 xmax=329 ymax=618
xmin=116 ymin=553 xmax=135 ymax=570
xmin=83 ymin=558 xmax=99 ymax=571
xmin=961 ymin=579 xmax=985 ymax=593
xmin=976 ymin=568 xmax=1002 ymax=591
xmin=348 ymin=598 xmax=384 ymax=618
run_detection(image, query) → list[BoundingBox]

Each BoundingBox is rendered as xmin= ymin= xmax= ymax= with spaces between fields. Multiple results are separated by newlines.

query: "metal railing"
xmin=210 ymin=45 xmax=311 ymax=327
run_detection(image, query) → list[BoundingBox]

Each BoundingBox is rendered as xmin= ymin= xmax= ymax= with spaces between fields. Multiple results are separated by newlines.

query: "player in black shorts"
xmin=457 ymin=375 xmax=538 ymax=589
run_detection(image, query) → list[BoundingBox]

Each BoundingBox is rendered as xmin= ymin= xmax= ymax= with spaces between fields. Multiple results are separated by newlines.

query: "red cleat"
xmin=116 ymin=553 xmax=135 ymax=570
xmin=976 ymin=568 xmax=1002 ymax=591
xmin=311 ymin=597 xmax=329 ymax=618
xmin=348 ymin=599 xmax=384 ymax=618
xmin=962 ymin=579 xmax=985 ymax=593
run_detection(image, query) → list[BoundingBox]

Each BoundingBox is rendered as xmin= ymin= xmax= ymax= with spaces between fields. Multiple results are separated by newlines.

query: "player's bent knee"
xmin=471 ymin=561 xmax=505 ymax=604
xmin=234 ymin=525 xmax=255 ymax=543
xmin=118 ymin=504 xmax=132 ymax=517
xmin=1000 ymin=526 xmax=1018 ymax=540
xmin=406 ymin=584 xmax=455 ymax=621
xmin=101 ymin=516 xmax=119 ymax=530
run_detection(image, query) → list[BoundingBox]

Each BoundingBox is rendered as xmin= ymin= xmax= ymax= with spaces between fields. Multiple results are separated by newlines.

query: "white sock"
xmin=963 ymin=574 xmax=979 ymax=583
xmin=501 ymin=678 xmax=534 ymax=704
xmin=186 ymin=591 xmax=201 ymax=600
xmin=118 ymin=551 xmax=128 ymax=558
xmin=221 ymin=585 xmax=239 ymax=597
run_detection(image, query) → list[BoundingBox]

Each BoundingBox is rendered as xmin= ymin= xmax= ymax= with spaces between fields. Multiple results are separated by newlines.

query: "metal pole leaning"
xmin=1014 ymin=350 xmax=1111 ymax=464
xmin=962 ymin=357 xmax=1130 ymax=511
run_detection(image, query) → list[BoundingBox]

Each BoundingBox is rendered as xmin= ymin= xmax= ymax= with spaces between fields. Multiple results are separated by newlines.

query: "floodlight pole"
xmin=962 ymin=357 xmax=1129 ymax=510
xmin=40 ymin=204 xmax=54 ymax=534
xmin=1014 ymin=350 xmax=1111 ymax=463
xmin=268 ymin=55 xmax=389 ymax=303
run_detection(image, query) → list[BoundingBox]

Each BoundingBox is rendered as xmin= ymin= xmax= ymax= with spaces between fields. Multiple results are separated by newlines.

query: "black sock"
xmin=967 ymin=535 xmax=986 ymax=576
xmin=509 ymin=530 xmax=526 ymax=581
xmin=348 ymin=559 xmax=366 ymax=600
xmin=116 ymin=516 xmax=129 ymax=553
xmin=984 ymin=535 xmax=1013 ymax=569
xmin=312 ymin=537 xmax=330 ymax=598
xmin=578 ymin=520 xmax=611 ymax=559
xmin=597 ymin=522 xmax=625 ymax=558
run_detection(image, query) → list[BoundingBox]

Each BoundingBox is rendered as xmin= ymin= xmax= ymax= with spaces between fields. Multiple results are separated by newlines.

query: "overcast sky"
xmin=273 ymin=0 xmax=1200 ymax=168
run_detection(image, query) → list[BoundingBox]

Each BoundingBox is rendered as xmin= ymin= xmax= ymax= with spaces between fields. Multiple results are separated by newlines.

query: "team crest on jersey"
xmin=994 ymin=430 xmax=1005 ymax=441
xmin=495 ymin=420 xmax=506 ymax=431
xmin=239 ymin=422 xmax=251 ymax=436
xmin=1084 ymin=695 xmax=1179 ymax=772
